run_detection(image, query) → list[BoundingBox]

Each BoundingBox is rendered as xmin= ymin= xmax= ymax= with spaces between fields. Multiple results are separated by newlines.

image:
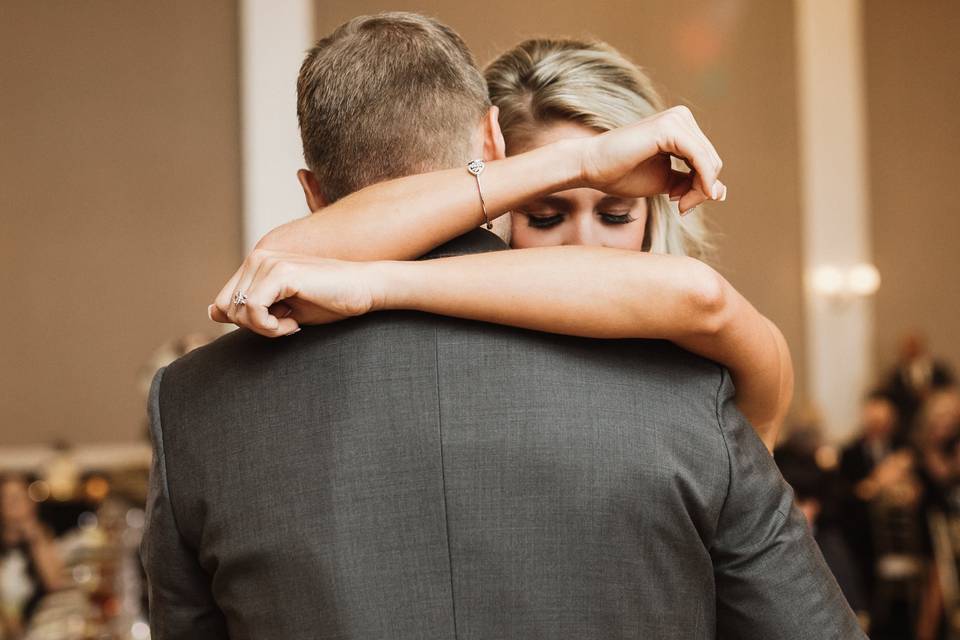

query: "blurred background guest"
xmin=840 ymin=391 xmax=901 ymax=483
xmin=912 ymin=389 xmax=960 ymax=640
xmin=837 ymin=391 xmax=902 ymax=620
xmin=913 ymin=390 xmax=960 ymax=526
xmin=0 ymin=474 xmax=65 ymax=636
xmin=885 ymin=333 xmax=955 ymax=436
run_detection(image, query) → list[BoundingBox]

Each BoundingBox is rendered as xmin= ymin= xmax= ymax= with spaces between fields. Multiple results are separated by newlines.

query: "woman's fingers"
xmin=227 ymin=253 xmax=269 ymax=324
xmin=212 ymin=249 xmax=294 ymax=326
xmin=208 ymin=304 xmax=229 ymax=323
xmin=236 ymin=259 xmax=289 ymax=332
xmin=212 ymin=265 xmax=245 ymax=323
xmin=269 ymin=301 xmax=294 ymax=319
xmin=666 ymin=164 xmax=725 ymax=215
xmin=675 ymin=106 xmax=722 ymax=174
xmin=670 ymin=120 xmax=720 ymax=199
xmin=678 ymin=189 xmax=710 ymax=215
xmin=235 ymin=262 xmax=302 ymax=337
xmin=666 ymin=170 xmax=694 ymax=201
xmin=657 ymin=107 xmax=724 ymax=203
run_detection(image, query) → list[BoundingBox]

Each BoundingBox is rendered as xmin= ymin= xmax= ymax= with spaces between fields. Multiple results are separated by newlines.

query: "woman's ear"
xmin=482 ymin=106 xmax=506 ymax=161
xmin=297 ymin=169 xmax=328 ymax=212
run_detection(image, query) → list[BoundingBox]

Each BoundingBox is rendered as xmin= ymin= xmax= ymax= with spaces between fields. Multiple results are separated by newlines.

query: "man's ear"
xmin=482 ymin=106 xmax=506 ymax=161
xmin=297 ymin=169 xmax=328 ymax=212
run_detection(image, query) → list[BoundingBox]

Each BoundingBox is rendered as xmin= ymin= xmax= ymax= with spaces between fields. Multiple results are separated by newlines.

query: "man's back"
xmin=142 ymin=312 xmax=863 ymax=639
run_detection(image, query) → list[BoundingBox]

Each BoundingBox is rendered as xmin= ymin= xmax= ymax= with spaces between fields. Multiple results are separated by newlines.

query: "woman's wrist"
xmin=365 ymin=260 xmax=419 ymax=313
xmin=539 ymin=137 xmax=590 ymax=192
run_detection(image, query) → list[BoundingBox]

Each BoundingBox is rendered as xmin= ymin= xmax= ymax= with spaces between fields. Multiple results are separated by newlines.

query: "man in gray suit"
xmin=141 ymin=12 xmax=865 ymax=639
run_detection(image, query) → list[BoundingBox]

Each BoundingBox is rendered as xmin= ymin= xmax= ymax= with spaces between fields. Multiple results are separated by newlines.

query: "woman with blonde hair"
xmin=212 ymin=38 xmax=792 ymax=449
xmin=484 ymin=39 xmax=711 ymax=257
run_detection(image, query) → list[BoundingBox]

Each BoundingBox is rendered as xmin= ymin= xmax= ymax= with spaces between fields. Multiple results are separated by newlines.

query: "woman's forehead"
xmin=526 ymin=189 xmax=638 ymax=209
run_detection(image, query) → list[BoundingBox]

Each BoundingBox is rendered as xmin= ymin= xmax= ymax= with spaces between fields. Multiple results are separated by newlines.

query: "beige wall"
xmin=14 ymin=3 xmax=953 ymax=447
xmin=0 ymin=1 xmax=242 ymax=445
xmin=864 ymin=1 xmax=960 ymax=380
xmin=314 ymin=0 xmax=809 ymax=402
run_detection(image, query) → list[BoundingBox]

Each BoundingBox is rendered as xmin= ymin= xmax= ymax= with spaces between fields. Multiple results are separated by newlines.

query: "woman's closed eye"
xmin=526 ymin=213 xmax=564 ymax=229
xmin=598 ymin=212 xmax=637 ymax=225
xmin=523 ymin=210 xmax=638 ymax=230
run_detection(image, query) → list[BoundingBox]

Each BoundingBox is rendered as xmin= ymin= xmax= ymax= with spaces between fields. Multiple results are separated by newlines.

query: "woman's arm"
xmin=211 ymin=106 xmax=726 ymax=321
xmin=234 ymin=246 xmax=791 ymax=449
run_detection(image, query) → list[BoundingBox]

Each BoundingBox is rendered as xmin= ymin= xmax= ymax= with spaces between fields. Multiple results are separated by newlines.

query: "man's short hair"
xmin=297 ymin=12 xmax=490 ymax=203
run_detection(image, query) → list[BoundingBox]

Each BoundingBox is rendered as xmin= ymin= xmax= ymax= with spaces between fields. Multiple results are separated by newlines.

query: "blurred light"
xmin=131 ymin=621 xmax=151 ymax=640
xmin=848 ymin=263 xmax=881 ymax=296
xmin=103 ymin=596 xmax=121 ymax=617
xmin=815 ymin=445 xmax=839 ymax=470
xmin=810 ymin=265 xmax=845 ymax=297
xmin=83 ymin=475 xmax=110 ymax=501
xmin=78 ymin=511 xmax=98 ymax=530
xmin=809 ymin=263 xmax=881 ymax=300
xmin=126 ymin=507 xmax=146 ymax=529
xmin=72 ymin=564 xmax=93 ymax=584
xmin=45 ymin=449 xmax=80 ymax=501
xmin=27 ymin=480 xmax=50 ymax=502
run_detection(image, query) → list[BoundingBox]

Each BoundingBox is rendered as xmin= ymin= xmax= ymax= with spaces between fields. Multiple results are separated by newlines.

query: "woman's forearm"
xmin=371 ymin=246 xmax=791 ymax=448
xmin=374 ymin=246 xmax=718 ymax=339
xmin=259 ymin=140 xmax=582 ymax=261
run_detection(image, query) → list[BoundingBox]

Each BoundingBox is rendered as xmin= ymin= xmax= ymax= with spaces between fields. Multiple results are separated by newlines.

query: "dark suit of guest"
xmin=886 ymin=359 xmax=954 ymax=436
xmin=140 ymin=230 xmax=864 ymax=639
xmin=838 ymin=437 xmax=896 ymax=616
xmin=840 ymin=437 xmax=892 ymax=487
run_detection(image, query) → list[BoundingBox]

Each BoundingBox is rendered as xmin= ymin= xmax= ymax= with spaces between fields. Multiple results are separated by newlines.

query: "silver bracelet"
xmin=467 ymin=159 xmax=493 ymax=229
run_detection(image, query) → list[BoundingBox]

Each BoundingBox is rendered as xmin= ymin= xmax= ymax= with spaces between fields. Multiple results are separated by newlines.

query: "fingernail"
xmin=720 ymin=186 xmax=727 ymax=202
xmin=288 ymin=328 xmax=302 ymax=336
xmin=207 ymin=304 xmax=215 ymax=321
xmin=711 ymin=182 xmax=722 ymax=200
xmin=669 ymin=195 xmax=681 ymax=202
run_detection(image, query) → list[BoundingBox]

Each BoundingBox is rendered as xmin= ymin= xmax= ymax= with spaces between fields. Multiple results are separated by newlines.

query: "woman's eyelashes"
xmin=599 ymin=212 xmax=636 ymax=224
xmin=524 ymin=211 xmax=637 ymax=229
xmin=526 ymin=213 xmax=564 ymax=228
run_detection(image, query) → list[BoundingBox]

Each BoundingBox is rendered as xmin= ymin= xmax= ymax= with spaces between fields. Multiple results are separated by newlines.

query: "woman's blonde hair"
xmin=485 ymin=38 xmax=712 ymax=259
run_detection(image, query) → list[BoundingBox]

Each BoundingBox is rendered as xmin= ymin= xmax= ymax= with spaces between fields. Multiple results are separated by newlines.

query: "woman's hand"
xmin=577 ymin=105 xmax=725 ymax=213
xmin=212 ymin=250 xmax=382 ymax=337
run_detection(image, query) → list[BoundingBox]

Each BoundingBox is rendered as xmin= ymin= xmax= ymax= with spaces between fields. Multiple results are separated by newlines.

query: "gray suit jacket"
xmin=141 ymin=229 xmax=864 ymax=639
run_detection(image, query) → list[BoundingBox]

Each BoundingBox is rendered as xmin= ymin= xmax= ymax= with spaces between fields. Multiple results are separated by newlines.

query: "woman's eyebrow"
xmin=527 ymin=195 xmax=572 ymax=210
xmin=596 ymin=195 xmax=637 ymax=208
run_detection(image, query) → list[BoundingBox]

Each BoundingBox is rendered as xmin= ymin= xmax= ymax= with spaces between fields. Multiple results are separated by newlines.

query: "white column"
xmin=794 ymin=0 xmax=874 ymax=442
xmin=239 ymin=0 xmax=314 ymax=252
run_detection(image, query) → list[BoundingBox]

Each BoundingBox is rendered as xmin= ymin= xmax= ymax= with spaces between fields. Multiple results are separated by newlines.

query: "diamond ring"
xmin=233 ymin=290 xmax=248 ymax=307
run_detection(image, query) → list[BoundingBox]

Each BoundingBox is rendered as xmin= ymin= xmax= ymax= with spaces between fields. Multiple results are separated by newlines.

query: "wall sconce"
xmin=808 ymin=263 xmax=881 ymax=300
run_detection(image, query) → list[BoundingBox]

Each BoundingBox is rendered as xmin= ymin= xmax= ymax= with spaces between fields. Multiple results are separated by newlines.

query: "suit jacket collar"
xmin=417 ymin=228 xmax=509 ymax=260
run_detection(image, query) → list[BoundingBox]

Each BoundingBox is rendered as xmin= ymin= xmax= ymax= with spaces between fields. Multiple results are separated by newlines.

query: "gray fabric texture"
xmin=141 ymin=229 xmax=865 ymax=639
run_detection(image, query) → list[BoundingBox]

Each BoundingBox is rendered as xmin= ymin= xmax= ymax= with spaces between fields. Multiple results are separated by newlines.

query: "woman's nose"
xmin=568 ymin=215 xmax=603 ymax=247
